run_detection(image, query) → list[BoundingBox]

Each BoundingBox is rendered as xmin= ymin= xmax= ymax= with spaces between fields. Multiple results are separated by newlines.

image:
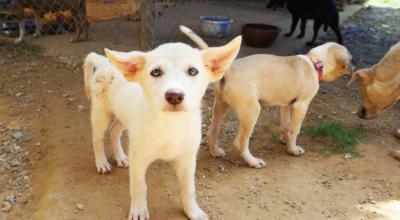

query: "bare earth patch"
xmin=1 ymin=6 xmax=400 ymax=220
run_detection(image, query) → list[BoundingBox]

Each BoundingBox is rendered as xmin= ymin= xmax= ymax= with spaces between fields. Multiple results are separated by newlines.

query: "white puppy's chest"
xmin=128 ymin=110 xmax=202 ymax=161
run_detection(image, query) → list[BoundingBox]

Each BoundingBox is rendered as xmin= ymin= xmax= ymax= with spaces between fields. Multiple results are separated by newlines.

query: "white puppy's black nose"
xmin=165 ymin=89 xmax=184 ymax=105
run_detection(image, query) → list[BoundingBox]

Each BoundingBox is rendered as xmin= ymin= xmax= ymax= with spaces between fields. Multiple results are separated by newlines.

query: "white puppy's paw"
xmin=247 ymin=157 xmax=266 ymax=169
xmin=129 ymin=204 xmax=149 ymax=220
xmin=96 ymin=158 xmax=112 ymax=174
xmin=288 ymin=146 xmax=305 ymax=156
xmin=33 ymin=32 xmax=41 ymax=38
xmin=115 ymin=152 xmax=129 ymax=168
xmin=186 ymin=206 xmax=208 ymax=220
xmin=210 ymin=147 xmax=226 ymax=158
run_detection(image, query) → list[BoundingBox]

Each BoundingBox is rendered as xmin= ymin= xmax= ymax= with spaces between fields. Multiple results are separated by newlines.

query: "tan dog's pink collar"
xmin=306 ymin=53 xmax=324 ymax=81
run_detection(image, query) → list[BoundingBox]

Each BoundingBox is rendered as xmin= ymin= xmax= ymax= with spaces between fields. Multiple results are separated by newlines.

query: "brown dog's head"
xmin=318 ymin=43 xmax=354 ymax=82
xmin=348 ymin=68 xmax=400 ymax=119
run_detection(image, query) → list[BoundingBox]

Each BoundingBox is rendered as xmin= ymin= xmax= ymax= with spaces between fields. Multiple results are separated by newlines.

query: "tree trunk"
xmin=139 ymin=0 xmax=155 ymax=51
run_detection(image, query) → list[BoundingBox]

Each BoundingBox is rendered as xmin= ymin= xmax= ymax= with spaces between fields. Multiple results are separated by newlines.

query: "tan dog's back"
xmin=372 ymin=42 xmax=400 ymax=81
xmin=222 ymin=54 xmax=318 ymax=106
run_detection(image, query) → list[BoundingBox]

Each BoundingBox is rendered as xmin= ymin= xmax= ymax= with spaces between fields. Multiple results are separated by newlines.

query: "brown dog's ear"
xmin=104 ymin=48 xmax=146 ymax=81
xmin=347 ymin=69 xmax=370 ymax=86
xmin=202 ymin=36 xmax=242 ymax=82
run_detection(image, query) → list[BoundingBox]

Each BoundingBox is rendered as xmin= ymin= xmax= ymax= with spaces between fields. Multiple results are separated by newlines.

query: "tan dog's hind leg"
xmin=287 ymin=102 xmax=308 ymax=156
xmin=174 ymin=153 xmax=208 ymax=220
xmin=109 ymin=120 xmax=129 ymax=168
xmin=233 ymin=102 xmax=266 ymax=168
xmin=207 ymin=95 xmax=229 ymax=157
xmin=280 ymin=105 xmax=291 ymax=144
xmin=91 ymin=101 xmax=112 ymax=174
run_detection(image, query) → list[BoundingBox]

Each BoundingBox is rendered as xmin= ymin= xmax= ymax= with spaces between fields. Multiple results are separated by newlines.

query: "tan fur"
xmin=180 ymin=26 xmax=353 ymax=168
xmin=348 ymin=41 xmax=400 ymax=120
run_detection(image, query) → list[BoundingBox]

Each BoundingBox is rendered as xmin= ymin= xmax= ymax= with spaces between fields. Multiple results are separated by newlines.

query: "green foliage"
xmin=2 ymin=41 xmax=43 ymax=54
xmin=305 ymin=122 xmax=367 ymax=157
xmin=264 ymin=124 xmax=280 ymax=143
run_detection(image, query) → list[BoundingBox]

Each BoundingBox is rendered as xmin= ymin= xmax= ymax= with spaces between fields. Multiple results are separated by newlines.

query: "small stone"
xmin=10 ymin=131 xmax=32 ymax=142
xmin=6 ymin=195 xmax=16 ymax=204
xmin=15 ymin=92 xmax=23 ymax=98
xmin=344 ymin=153 xmax=352 ymax=160
xmin=61 ymin=92 xmax=70 ymax=98
xmin=200 ymin=137 xmax=207 ymax=145
xmin=78 ymin=105 xmax=86 ymax=112
xmin=1 ymin=201 xmax=12 ymax=212
xmin=76 ymin=203 xmax=84 ymax=210
xmin=218 ymin=165 xmax=225 ymax=173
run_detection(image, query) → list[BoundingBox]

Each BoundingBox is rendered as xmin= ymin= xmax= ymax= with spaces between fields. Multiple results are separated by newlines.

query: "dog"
xmin=84 ymin=36 xmax=242 ymax=219
xmin=348 ymin=42 xmax=400 ymax=120
xmin=347 ymin=41 xmax=400 ymax=157
xmin=181 ymin=26 xmax=352 ymax=168
xmin=266 ymin=0 xmax=343 ymax=46
xmin=9 ymin=0 xmax=89 ymax=44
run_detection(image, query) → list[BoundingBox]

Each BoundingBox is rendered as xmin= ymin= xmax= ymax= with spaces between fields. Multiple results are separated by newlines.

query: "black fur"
xmin=266 ymin=0 xmax=343 ymax=45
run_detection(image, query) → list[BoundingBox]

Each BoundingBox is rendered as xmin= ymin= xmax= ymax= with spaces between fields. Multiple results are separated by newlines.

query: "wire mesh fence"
xmin=0 ymin=0 xmax=277 ymax=52
xmin=0 ymin=0 xmax=358 ymax=60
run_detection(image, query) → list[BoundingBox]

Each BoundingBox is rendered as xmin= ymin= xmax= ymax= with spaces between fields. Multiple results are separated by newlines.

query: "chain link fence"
xmin=0 ymin=0 xmax=358 ymax=61
xmin=1 ymin=1 xmax=279 ymax=54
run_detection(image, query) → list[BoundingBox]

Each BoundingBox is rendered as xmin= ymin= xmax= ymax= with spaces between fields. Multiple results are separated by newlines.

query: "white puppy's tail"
xmin=83 ymin=52 xmax=109 ymax=99
xmin=179 ymin=25 xmax=209 ymax=49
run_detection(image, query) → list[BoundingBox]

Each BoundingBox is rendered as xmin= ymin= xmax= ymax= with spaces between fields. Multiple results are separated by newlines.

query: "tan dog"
xmin=348 ymin=41 xmax=400 ymax=159
xmin=348 ymin=41 xmax=400 ymax=120
xmin=181 ymin=26 xmax=353 ymax=168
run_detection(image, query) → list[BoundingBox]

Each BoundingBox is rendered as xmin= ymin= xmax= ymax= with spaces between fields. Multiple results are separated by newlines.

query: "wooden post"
xmin=139 ymin=0 xmax=155 ymax=51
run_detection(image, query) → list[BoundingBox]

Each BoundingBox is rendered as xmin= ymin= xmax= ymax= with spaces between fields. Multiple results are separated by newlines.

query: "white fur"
xmin=84 ymin=36 xmax=241 ymax=220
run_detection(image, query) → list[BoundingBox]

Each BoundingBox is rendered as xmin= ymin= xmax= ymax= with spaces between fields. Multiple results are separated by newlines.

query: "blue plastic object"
xmin=200 ymin=16 xmax=233 ymax=38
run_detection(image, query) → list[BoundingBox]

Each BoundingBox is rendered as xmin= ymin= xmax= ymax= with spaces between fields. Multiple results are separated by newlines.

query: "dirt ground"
xmin=1 ymin=5 xmax=400 ymax=220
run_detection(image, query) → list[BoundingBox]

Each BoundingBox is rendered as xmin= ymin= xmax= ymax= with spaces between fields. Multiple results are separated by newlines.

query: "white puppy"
xmin=180 ymin=26 xmax=353 ymax=168
xmin=84 ymin=36 xmax=242 ymax=220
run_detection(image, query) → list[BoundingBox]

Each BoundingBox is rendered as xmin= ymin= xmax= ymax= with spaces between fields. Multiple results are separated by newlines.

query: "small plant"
xmin=305 ymin=122 xmax=367 ymax=157
xmin=1 ymin=40 xmax=43 ymax=54
xmin=264 ymin=124 xmax=280 ymax=143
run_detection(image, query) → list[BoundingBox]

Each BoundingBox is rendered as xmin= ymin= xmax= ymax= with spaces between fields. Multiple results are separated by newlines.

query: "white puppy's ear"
xmin=104 ymin=48 xmax=146 ymax=81
xmin=347 ymin=69 xmax=370 ymax=86
xmin=202 ymin=36 xmax=242 ymax=82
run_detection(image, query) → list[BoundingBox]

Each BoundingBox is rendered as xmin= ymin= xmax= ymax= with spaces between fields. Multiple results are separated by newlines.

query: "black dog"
xmin=266 ymin=0 xmax=343 ymax=45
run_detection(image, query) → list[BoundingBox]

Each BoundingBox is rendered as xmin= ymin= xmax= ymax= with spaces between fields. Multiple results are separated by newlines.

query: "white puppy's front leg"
xmin=128 ymin=156 xmax=151 ymax=220
xmin=287 ymin=102 xmax=308 ymax=156
xmin=174 ymin=153 xmax=207 ymax=220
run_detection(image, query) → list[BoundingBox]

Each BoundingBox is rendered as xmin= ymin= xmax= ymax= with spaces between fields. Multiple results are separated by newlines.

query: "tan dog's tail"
xmin=83 ymin=52 xmax=109 ymax=99
xmin=179 ymin=25 xmax=209 ymax=49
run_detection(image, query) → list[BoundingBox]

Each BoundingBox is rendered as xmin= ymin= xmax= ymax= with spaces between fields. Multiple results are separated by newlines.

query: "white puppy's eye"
xmin=187 ymin=67 xmax=199 ymax=76
xmin=150 ymin=68 xmax=163 ymax=77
